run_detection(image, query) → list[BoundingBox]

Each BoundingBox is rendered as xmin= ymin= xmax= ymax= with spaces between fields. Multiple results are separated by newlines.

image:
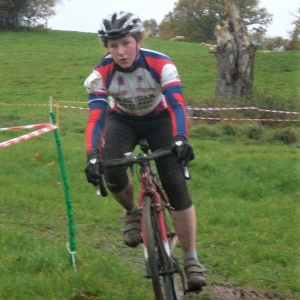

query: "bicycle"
xmin=91 ymin=139 xmax=195 ymax=300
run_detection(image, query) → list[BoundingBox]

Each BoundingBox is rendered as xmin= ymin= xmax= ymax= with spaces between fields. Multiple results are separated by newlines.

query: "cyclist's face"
xmin=107 ymin=36 xmax=140 ymax=69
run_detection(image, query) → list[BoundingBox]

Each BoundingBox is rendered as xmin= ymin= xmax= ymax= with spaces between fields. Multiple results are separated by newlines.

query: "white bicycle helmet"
xmin=98 ymin=11 xmax=144 ymax=40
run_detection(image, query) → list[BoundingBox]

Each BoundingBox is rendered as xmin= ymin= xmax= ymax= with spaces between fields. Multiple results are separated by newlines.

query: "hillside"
xmin=0 ymin=30 xmax=299 ymax=105
xmin=0 ymin=30 xmax=299 ymax=300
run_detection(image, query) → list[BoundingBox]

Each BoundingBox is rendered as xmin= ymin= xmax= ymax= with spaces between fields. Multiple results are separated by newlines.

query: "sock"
xmin=184 ymin=250 xmax=198 ymax=261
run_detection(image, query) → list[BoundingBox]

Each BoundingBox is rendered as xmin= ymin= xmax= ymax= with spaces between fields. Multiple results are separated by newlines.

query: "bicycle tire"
xmin=161 ymin=208 xmax=182 ymax=299
xmin=161 ymin=205 xmax=182 ymax=300
xmin=142 ymin=196 xmax=180 ymax=300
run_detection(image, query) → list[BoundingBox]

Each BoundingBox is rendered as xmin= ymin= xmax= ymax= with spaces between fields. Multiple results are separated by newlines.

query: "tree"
xmin=159 ymin=12 xmax=177 ymax=40
xmin=0 ymin=0 xmax=27 ymax=29
xmin=0 ymin=0 xmax=61 ymax=30
xmin=143 ymin=19 xmax=160 ymax=37
xmin=285 ymin=7 xmax=300 ymax=50
xmin=20 ymin=0 xmax=58 ymax=28
xmin=265 ymin=37 xmax=289 ymax=51
xmin=159 ymin=0 xmax=272 ymax=42
xmin=160 ymin=0 xmax=219 ymax=42
xmin=248 ymin=26 xmax=266 ymax=49
xmin=214 ymin=0 xmax=256 ymax=99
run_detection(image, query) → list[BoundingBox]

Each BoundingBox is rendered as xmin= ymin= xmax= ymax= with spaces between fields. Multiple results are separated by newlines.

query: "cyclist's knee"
xmin=170 ymin=198 xmax=193 ymax=211
xmin=162 ymin=180 xmax=193 ymax=210
xmin=105 ymin=176 xmax=129 ymax=193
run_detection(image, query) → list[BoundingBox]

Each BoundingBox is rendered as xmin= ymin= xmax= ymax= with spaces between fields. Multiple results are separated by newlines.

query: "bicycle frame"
xmin=137 ymin=163 xmax=172 ymax=259
xmin=94 ymin=140 xmax=188 ymax=298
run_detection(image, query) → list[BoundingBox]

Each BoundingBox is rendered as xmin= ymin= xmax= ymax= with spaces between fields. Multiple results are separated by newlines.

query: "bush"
xmin=271 ymin=128 xmax=298 ymax=145
xmin=222 ymin=123 xmax=237 ymax=136
xmin=189 ymin=123 xmax=222 ymax=139
xmin=246 ymin=125 xmax=263 ymax=140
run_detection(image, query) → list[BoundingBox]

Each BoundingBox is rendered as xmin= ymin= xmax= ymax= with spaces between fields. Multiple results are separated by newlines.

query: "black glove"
xmin=171 ymin=137 xmax=195 ymax=166
xmin=85 ymin=152 xmax=102 ymax=186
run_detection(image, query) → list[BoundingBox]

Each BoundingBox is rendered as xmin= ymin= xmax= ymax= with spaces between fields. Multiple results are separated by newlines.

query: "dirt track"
xmin=199 ymin=285 xmax=300 ymax=300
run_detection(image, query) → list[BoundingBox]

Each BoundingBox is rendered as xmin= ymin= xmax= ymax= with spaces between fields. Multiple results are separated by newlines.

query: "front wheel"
xmin=142 ymin=196 xmax=180 ymax=300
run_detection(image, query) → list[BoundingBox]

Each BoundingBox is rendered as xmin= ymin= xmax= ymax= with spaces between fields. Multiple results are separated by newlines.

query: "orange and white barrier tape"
xmin=0 ymin=123 xmax=53 ymax=131
xmin=1 ymin=102 xmax=299 ymax=122
xmin=1 ymin=102 xmax=299 ymax=115
xmin=0 ymin=102 xmax=86 ymax=107
xmin=188 ymin=116 xmax=300 ymax=122
xmin=0 ymin=124 xmax=57 ymax=148
xmin=54 ymin=105 xmax=300 ymax=120
xmin=57 ymin=105 xmax=88 ymax=110
xmin=187 ymin=106 xmax=300 ymax=115
xmin=0 ymin=103 xmax=49 ymax=107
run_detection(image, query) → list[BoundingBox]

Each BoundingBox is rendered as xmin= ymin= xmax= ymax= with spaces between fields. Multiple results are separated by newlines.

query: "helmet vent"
xmin=103 ymin=20 xmax=111 ymax=31
xmin=99 ymin=11 xmax=144 ymax=39
xmin=111 ymin=13 xmax=117 ymax=25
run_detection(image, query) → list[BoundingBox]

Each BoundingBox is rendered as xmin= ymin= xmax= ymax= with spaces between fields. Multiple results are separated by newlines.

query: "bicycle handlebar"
xmin=91 ymin=142 xmax=190 ymax=197
xmin=101 ymin=148 xmax=173 ymax=169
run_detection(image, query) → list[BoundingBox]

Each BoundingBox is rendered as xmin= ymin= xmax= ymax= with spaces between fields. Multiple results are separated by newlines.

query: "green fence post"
xmin=50 ymin=112 xmax=76 ymax=268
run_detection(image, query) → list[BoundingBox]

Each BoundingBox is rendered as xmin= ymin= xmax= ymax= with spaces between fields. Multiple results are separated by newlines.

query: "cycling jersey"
xmin=84 ymin=48 xmax=188 ymax=154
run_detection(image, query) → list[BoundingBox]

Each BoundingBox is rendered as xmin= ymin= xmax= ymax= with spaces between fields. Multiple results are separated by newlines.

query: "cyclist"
xmin=84 ymin=11 xmax=206 ymax=290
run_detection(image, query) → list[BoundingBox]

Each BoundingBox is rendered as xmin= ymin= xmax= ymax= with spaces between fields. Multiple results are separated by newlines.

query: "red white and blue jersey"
xmin=84 ymin=48 xmax=188 ymax=153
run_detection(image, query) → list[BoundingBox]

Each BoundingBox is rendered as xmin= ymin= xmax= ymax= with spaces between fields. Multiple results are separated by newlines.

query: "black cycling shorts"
xmin=101 ymin=109 xmax=193 ymax=211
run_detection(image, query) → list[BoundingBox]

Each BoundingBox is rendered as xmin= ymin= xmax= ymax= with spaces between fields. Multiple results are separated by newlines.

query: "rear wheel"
xmin=142 ymin=196 xmax=180 ymax=300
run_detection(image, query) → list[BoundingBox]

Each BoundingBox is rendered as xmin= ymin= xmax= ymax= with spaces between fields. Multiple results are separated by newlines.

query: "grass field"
xmin=0 ymin=30 xmax=300 ymax=300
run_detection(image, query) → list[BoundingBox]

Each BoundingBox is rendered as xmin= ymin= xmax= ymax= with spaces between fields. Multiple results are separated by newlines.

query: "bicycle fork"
xmin=140 ymin=197 xmax=176 ymax=278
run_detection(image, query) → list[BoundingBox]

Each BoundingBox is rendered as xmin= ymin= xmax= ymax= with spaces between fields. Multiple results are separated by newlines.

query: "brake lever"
xmin=89 ymin=158 xmax=108 ymax=196
xmin=125 ymin=152 xmax=135 ymax=177
xmin=174 ymin=141 xmax=191 ymax=180
xmin=183 ymin=164 xmax=191 ymax=180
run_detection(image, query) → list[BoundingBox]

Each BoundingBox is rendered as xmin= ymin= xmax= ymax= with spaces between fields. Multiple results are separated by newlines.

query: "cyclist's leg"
xmin=159 ymin=170 xmax=206 ymax=289
xmin=144 ymin=113 xmax=206 ymax=289
xmin=102 ymin=111 xmax=141 ymax=247
xmin=158 ymin=160 xmax=206 ymax=289
xmin=101 ymin=110 xmax=137 ymax=204
xmin=171 ymin=206 xmax=206 ymax=290
xmin=111 ymin=180 xmax=134 ymax=212
xmin=143 ymin=112 xmax=196 ymax=252
xmin=171 ymin=205 xmax=196 ymax=253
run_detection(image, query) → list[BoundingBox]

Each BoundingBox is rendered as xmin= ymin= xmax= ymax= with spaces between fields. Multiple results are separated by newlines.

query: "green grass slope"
xmin=0 ymin=30 xmax=299 ymax=300
xmin=1 ymin=30 xmax=299 ymax=104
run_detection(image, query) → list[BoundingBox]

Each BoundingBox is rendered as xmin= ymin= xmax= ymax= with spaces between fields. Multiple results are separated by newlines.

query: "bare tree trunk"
xmin=214 ymin=0 xmax=256 ymax=100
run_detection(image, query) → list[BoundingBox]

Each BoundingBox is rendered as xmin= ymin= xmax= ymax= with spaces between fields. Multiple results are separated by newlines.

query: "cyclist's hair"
xmin=100 ymin=31 xmax=144 ymax=48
